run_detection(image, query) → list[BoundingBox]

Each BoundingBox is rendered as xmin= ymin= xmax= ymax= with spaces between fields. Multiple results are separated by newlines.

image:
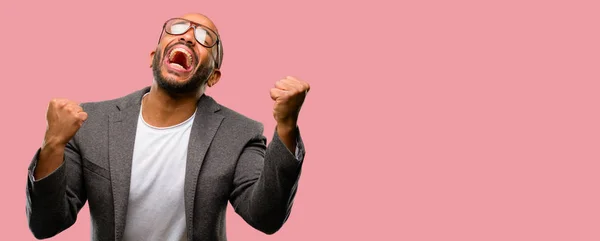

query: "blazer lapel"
xmin=184 ymin=94 xmax=224 ymax=239
xmin=108 ymin=87 xmax=146 ymax=241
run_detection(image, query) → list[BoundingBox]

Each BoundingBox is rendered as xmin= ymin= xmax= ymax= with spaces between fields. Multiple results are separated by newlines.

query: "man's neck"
xmin=141 ymin=84 xmax=201 ymax=128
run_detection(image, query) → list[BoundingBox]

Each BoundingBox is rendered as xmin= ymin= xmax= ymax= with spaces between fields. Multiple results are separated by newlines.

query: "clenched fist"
xmin=43 ymin=98 xmax=88 ymax=147
xmin=35 ymin=99 xmax=88 ymax=179
xmin=270 ymin=76 xmax=310 ymax=129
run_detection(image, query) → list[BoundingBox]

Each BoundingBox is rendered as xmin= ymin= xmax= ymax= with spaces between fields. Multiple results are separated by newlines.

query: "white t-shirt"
xmin=123 ymin=99 xmax=196 ymax=241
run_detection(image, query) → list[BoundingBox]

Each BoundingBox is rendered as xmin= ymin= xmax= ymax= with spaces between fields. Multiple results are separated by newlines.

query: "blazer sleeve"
xmin=228 ymin=125 xmax=306 ymax=235
xmin=25 ymin=139 xmax=87 ymax=239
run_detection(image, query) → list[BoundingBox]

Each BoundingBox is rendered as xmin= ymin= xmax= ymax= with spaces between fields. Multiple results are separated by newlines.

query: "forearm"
xmin=34 ymin=141 xmax=66 ymax=180
xmin=240 ymin=171 xmax=300 ymax=234
xmin=26 ymin=150 xmax=70 ymax=239
xmin=26 ymin=142 xmax=86 ymax=239
xmin=276 ymin=123 xmax=298 ymax=153
xmin=234 ymin=132 xmax=303 ymax=234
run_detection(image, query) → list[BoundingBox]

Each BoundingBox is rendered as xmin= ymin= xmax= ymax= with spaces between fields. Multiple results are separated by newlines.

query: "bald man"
xmin=25 ymin=13 xmax=310 ymax=241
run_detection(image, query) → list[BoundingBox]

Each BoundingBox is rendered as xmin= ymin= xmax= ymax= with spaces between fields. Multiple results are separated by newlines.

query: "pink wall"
xmin=1 ymin=0 xmax=599 ymax=240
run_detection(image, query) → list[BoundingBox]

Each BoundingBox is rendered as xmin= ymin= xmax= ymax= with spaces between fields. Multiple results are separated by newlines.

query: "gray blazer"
xmin=25 ymin=86 xmax=305 ymax=241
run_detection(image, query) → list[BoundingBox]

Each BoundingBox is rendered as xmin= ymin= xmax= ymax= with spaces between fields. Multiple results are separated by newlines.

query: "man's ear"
xmin=149 ymin=50 xmax=156 ymax=68
xmin=207 ymin=69 xmax=221 ymax=87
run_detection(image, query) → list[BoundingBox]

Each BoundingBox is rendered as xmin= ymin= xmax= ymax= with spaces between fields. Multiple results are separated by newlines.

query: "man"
xmin=25 ymin=13 xmax=310 ymax=241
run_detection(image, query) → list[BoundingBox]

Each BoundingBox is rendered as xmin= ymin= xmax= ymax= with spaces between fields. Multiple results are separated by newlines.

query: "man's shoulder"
xmin=79 ymin=98 xmax=118 ymax=114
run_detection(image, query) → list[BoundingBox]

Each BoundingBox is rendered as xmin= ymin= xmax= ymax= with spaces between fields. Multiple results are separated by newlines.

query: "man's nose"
xmin=179 ymin=29 xmax=195 ymax=46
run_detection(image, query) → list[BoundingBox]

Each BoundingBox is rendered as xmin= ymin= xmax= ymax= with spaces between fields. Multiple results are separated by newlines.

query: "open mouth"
xmin=166 ymin=47 xmax=194 ymax=72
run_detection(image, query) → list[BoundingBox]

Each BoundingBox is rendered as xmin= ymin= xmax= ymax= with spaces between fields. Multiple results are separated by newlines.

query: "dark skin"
xmin=144 ymin=13 xmax=220 ymax=128
xmin=34 ymin=13 xmax=309 ymax=180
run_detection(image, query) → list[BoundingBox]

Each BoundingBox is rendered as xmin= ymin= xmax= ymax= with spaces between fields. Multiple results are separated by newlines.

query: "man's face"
xmin=151 ymin=15 xmax=220 ymax=94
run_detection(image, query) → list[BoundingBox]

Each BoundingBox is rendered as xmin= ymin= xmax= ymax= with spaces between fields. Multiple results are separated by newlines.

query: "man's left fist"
xmin=270 ymin=76 xmax=310 ymax=128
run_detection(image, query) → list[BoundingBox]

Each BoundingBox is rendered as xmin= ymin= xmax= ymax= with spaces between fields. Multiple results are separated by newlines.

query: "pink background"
xmin=1 ymin=0 xmax=599 ymax=240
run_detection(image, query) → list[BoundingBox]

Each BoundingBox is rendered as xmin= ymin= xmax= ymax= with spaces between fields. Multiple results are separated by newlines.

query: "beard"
xmin=152 ymin=46 xmax=215 ymax=95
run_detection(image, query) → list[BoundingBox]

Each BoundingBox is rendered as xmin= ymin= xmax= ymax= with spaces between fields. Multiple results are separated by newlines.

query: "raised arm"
xmin=25 ymin=99 xmax=88 ymax=239
xmin=228 ymin=76 xmax=310 ymax=234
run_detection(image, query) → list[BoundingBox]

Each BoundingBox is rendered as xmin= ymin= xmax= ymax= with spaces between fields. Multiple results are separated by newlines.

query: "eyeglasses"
xmin=161 ymin=18 xmax=220 ymax=48
xmin=158 ymin=18 xmax=223 ymax=68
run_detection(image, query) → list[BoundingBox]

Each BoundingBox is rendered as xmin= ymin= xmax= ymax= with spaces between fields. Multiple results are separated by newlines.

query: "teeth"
xmin=169 ymin=47 xmax=193 ymax=68
xmin=170 ymin=63 xmax=184 ymax=69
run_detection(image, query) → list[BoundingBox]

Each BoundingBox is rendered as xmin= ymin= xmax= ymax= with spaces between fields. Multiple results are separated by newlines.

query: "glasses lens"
xmin=195 ymin=27 xmax=216 ymax=47
xmin=166 ymin=19 xmax=190 ymax=35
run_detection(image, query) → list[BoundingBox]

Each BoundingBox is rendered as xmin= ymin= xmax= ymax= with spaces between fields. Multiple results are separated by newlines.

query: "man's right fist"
xmin=43 ymin=99 xmax=88 ymax=147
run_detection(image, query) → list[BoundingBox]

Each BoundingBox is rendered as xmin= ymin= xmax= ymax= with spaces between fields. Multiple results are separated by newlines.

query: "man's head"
xmin=150 ymin=13 xmax=223 ymax=95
